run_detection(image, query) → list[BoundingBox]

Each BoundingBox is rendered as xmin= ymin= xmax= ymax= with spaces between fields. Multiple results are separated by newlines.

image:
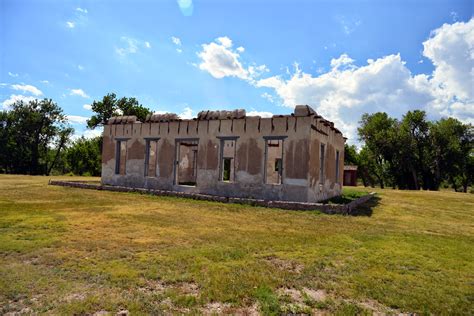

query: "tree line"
xmin=345 ymin=111 xmax=473 ymax=192
xmin=1 ymin=94 xmax=472 ymax=192
xmin=0 ymin=93 xmax=151 ymax=176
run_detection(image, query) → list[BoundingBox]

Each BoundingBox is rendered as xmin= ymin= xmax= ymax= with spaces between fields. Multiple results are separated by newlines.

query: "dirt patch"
xmin=225 ymin=303 xmax=260 ymax=315
xmin=137 ymin=279 xmax=167 ymax=295
xmin=178 ymin=282 xmax=200 ymax=296
xmin=264 ymin=256 xmax=304 ymax=274
xmin=64 ymin=293 xmax=86 ymax=302
xmin=302 ymin=287 xmax=327 ymax=302
xmin=201 ymin=302 xmax=232 ymax=315
xmin=278 ymin=287 xmax=303 ymax=303
xmin=139 ymin=279 xmax=201 ymax=297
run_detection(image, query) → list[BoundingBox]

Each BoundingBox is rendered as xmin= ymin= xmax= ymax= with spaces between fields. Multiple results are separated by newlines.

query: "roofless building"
xmin=101 ymin=105 xmax=345 ymax=202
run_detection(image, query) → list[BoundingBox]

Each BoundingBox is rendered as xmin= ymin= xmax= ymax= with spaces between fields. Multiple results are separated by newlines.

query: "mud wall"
xmin=101 ymin=114 xmax=344 ymax=202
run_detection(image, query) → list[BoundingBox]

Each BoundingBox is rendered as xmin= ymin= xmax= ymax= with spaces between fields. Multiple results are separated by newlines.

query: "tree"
xmin=87 ymin=93 xmax=151 ymax=129
xmin=430 ymin=118 xmax=473 ymax=192
xmin=344 ymin=144 xmax=358 ymax=165
xmin=357 ymin=112 xmax=398 ymax=188
xmin=65 ymin=136 xmax=102 ymax=176
xmin=0 ymin=99 xmax=73 ymax=175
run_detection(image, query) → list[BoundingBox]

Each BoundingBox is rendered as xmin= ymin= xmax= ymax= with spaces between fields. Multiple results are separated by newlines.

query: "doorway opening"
xmin=176 ymin=139 xmax=199 ymax=186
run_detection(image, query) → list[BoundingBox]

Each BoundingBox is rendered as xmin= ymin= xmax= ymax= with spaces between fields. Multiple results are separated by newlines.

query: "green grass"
xmin=0 ymin=175 xmax=473 ymax=315
xmin=324 ymin=187 xmax=370 ymax=204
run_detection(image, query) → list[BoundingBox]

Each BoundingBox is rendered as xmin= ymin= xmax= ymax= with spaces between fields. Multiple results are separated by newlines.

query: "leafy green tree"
xmin=344 ymin=144 xmax=358 ymax=165
xmin=430 ymin=118 xmax=473 ymax=192
xmin=357 ymin=112 xmax=398 ymax=188
xmin=65 ymin=136 xmax=102 ymax=176
xmin=87 ymin=93 xmax=151 ymax=129
xmin=0 ymin=99 xmax=73 ymax=175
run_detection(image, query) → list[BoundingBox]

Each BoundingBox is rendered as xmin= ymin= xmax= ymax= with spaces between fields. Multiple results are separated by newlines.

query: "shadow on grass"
xmin=349 ymin=195 xmax=381 ymax=217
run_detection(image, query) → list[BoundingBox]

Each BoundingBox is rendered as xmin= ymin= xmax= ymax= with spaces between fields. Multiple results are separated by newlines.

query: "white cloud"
xmin=198 ymin=38 xmax=248 ymax=79
xmin=67 ymin=115 xmax=88 ymax=124
xmin=261 ymin=92 xmax=274 ymax=103
xmin=2 ymin=95 xmax=37 ymax=109
xmin=422 ymin=19 xmax=473 ymax=102
xmin=40 ymin=80 xmax=50 ymax=84
xmin=256 ymin=54 xmax=439 ymax=142
xmin=66 ymin=21 xmax=75 ymax=28
xmin=251 ymin=18 xmax=474 ymax=143
xmin=70 ymin=88 xmax=90 ymax=98
xmin=236 ymin=46 xmax=245 ymax=53
xmin=71 ymin=127 xmax=103 ymax=141
xmin=83 ymin=104 xmax=92 ymax=110
xmin=179 ymin=107 xmax=193 ymax=119
xmin=216 ymin=36 xmax=232 ymax=48
xmin=171 ymin=36 xmax=182 ymax=46
xmin=197 ymin=36 xmax=267 ymax=82
xmin=11 ymin=84 xmax=43 ymax=96
xmin=76 ymin=7 xmax=88 ymax=14
xmin=116 ymin=36 xmax=150 ymax=57
xmin=247 ymin=110 xmax=273 ymax=118
xmin=330 ymin=53 xmax=355 ymax=69
xmin=77 ymin=65 xmax=84 ymax=70
xmin=83 ymin=129 xmax=102 ymax=138
xmin=176 ymin=48 xmax=183 ymax=54
xmin=116 ymin=37 xmax=139 ymax=57
xmin=8 ymin=72 xmax=18 ymax=77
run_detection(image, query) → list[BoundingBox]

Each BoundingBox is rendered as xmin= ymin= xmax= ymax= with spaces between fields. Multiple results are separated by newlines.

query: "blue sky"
xmin=1 ymin=0 xmax=473 ymax=142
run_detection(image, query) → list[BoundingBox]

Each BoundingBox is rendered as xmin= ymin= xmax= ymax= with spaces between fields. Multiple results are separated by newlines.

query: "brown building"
xmin=343 ymin=165 xmax=358 ymax=186
xmin=101 ymin=105 xmax=345 ymax=202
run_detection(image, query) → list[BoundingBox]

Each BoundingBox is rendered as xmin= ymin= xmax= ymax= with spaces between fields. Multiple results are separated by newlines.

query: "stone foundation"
xmin=49 ymin=180 xmax=375 ymax=215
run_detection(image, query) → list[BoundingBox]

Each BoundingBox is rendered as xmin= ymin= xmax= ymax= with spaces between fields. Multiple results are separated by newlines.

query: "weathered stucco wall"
xmin=101 ymin=107 xmax=345 ymax=202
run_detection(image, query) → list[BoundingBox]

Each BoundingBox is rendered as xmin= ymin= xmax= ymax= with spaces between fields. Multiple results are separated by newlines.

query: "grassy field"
xmin=0 ymin=175 xmax=473 ymax=315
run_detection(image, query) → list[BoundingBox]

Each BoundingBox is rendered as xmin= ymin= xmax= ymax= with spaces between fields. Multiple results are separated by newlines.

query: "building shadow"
xmin=349 ymin=195 xmax=381 ymax=217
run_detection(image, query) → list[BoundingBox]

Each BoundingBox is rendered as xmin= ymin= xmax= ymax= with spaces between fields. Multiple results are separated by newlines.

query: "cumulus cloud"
xmin=83 ymin=104 xmax=92 ymax=110
xmin=256 ymin=54 xmax=436 ymax=140
xmin=422 ymin=19 xmax=474 ymax=105
xmin=11 ymin=84 xmax=43 ymax=96
xmin=2 ymin=95 xmax=37 ymax=109
xmin=8 ymin=72 xmax=18 ymax=77
xmin=179 ymin=107 xmax=193 ymax=119
xmin=144 ymin=41 xmax=151 ymax=48
xmin=66 ymin=21 xmax=75 ymax=28
xmin=252 ymin=19 xmax=474 ymax=142
xmin=197 ymin=36 xmax=268 ymax=82
xmin=70 ymin=88 xmax=90 ymax=98
xmin=76 ymin=7 xmax=88 ymax=14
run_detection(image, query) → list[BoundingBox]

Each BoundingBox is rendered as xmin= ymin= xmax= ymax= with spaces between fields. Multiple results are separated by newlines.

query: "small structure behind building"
xmin=343 ymin=165 xmax=358 ymax=186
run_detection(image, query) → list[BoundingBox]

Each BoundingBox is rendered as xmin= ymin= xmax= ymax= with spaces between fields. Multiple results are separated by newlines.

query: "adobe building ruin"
xmin=101 ymin=105 xmax=345 ymax=202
